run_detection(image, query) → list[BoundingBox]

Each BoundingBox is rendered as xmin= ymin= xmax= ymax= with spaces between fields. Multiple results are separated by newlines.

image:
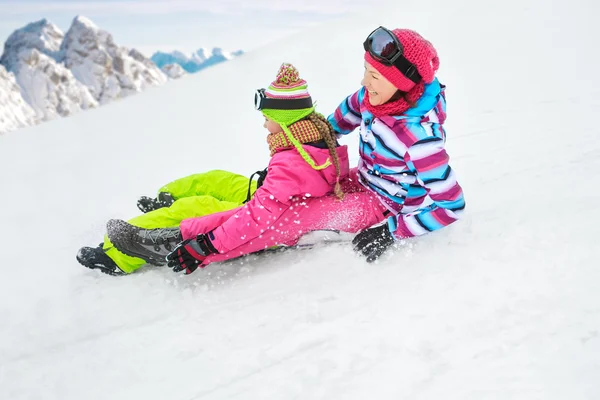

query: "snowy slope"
xmin=1 ymin=0 xmax=600 ymax=399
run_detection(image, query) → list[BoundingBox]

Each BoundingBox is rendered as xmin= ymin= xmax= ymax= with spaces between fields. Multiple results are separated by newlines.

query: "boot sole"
xmin=76 ymin=250 xmax=125 ymax=276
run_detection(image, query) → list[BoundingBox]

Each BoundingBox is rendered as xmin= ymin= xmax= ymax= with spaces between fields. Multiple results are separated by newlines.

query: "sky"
xmin=0 ymin=0 xmax=369 ymax=57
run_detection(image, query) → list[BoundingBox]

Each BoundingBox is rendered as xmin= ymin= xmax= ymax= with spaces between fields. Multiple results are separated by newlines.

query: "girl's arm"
xmin=389 ymin=136 xmax=466 ymax=238
xmin=205 ymin=155 xmax=303 ymax=254
xmin=327 ymin=88 xmax=364 ymax=135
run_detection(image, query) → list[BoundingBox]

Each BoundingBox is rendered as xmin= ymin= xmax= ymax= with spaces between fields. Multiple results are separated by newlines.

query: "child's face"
xmin=361 ymin=61 xmax=398 ymax=106
xmin=264 ymin=117 xmax=282 ymax=134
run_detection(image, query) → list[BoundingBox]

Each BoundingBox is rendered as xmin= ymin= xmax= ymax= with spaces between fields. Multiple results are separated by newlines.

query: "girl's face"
xmin=361 ymin=62 xmax=398 ymax=106
xmin=264 ymin=117 xmax=282 ymax=134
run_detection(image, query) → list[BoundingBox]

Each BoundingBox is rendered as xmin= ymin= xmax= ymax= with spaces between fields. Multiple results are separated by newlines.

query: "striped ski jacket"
xmin=328 ymin=79 xmax=466 ymax=239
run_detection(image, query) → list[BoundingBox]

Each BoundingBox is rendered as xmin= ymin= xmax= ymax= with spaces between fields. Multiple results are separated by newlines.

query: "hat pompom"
xmin=275 ymin=63 xmax=300 ymax=85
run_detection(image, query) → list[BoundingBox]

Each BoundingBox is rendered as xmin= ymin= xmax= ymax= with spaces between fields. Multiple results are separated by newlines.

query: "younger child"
xmin=106 ymin=63 xmax=353 ymax=273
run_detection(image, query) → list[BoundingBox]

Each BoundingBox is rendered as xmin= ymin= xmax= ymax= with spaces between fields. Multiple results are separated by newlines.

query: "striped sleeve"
xmin=327 ymin=89 xmax=363 ymax=136
xmin=388 ymin=136 xmax=466 ymax=239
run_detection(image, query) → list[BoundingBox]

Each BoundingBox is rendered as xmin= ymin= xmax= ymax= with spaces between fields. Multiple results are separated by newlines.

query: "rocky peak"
xmin=161 ymin=64 xmax=186 ymax=79
xmin=10 ymin=48 xmax=97 ymax=121
xmin=60 ymin=15 xmax=166 ymax=104
xmin=0 ymin=19 xmax=64 ymax=72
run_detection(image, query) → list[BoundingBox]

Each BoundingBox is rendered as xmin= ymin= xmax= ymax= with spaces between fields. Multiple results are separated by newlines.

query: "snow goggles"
xmin=363 ymin=26 xmax=422 ymax=84
xmin=254 ymin=88 xmax=313 ymax=111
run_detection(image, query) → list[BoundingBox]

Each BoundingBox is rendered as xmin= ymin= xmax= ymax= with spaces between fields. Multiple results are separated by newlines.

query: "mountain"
xmin=0 ymin=19 xmax=97 ymax=122
xmin=0 ymin=0 xmax=599 ymax=398
xmin=0 ymin=15 xmax=171 ymax=131
xmin=161 ymin=63 xmax=186 ymax=79
xmin=0 ymin=64 xmax=37 ymax=134
xmin=0 ymin=19 xmax=63 ymax=71
xmin=60 ymin=16 xmax=167 ymax=104
xmin=151 ymin=47 xmax=243 ymax=73
xmin=9 ymin=48 xmax=98 ymax=120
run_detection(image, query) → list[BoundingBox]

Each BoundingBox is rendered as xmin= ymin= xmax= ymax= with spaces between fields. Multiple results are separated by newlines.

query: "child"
xmin=333 ymin=27 xmax=466 ymax=261
xmin=105 ymin=63 xmax=353 ymax=273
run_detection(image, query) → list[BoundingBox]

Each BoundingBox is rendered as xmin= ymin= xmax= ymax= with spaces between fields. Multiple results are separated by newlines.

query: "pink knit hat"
xmin=364 ymin=29 xmax=440 ymax=92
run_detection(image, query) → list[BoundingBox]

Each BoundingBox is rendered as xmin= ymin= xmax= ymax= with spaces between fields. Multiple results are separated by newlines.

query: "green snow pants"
xmin=103 ymin=170 xmax=257 ymax=273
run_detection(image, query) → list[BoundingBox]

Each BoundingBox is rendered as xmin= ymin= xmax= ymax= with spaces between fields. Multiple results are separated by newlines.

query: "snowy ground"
xmin=1 ymin=0 xmax=600 ymax=399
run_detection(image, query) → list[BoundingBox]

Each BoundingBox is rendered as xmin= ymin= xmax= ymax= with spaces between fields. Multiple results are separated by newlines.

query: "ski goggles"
xmin=254 ymin=88 xmax=313 ymax=111
xmin=363 ymin=26 xmax=422 ymax=84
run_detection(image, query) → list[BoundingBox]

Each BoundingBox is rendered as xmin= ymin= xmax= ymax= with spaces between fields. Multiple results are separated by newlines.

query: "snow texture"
xmin=60 ymin=15 xmax=167 ymax=104
xmin=0 ymin=64 xmax=37 ymax=134
xmin=0 ymin=0 xmax=599 ymax=399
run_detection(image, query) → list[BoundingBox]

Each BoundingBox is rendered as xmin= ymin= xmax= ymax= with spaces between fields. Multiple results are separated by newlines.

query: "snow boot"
xmin=106 ymin=219 xmax=182 ymax=266
xmin=137 ymin=192 xmax=175 ymax=213
xmin=76 ymin=244 xmax=126 ymax=276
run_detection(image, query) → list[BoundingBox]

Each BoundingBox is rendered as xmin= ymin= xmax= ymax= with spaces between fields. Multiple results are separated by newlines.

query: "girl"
xmin=105 ymin=63 xmax=370 ymax=273
xmin=337 ymin=26 xmax=466 ymax=261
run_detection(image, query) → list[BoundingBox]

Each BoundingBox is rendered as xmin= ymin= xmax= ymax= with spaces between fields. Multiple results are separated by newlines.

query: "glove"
xmin=166 ymin=233 xmax=217 ymax=274
xmin=137 ymin=192 xmax=175 ymax=213
xmin=352 ymin=224 xmax=396 ymax=263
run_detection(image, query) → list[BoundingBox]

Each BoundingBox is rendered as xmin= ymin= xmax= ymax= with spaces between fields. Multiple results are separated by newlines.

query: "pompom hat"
xmin=260 ymin=63 xmax=331 ymax=171
xmin=261 ymin=63 xmax=315 ymax=126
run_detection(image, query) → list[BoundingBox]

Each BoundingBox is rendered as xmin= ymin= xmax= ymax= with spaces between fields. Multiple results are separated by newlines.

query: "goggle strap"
xmin=391 ymin=56 xmax=422 ymax=84
xmin=259 ymin=96 xmax=313 ymax=110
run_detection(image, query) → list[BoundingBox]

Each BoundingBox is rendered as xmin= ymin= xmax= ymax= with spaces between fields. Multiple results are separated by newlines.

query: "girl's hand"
xmin=352 ymin=224 xmax=395 ymax=262
xmin=166 ymin=233 xmax=217 ymax=274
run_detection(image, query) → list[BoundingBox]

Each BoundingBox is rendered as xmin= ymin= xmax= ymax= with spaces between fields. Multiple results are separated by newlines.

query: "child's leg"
xmin=202 ymin=189 xmax=389 ymax=265
xmin=158 ymin=170 xmax=258 ymax=203
xmin=103 ymin=195 xmax=241 ymax=273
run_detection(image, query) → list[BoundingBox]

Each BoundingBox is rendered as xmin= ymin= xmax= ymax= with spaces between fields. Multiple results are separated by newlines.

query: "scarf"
xmin=363 ymin=81 xmax=426 ymax=119
xmin=266 ymin=119 xmax=322 ymax=156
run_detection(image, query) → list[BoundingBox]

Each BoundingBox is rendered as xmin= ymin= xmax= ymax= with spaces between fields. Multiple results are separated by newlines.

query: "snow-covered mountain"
xmin=151 ymin=47 xmax=243 ymax=73
xmin=9 ymin=49 xmax=98 ymax=120
xmin=0 ymin=15 xmax=173 ymax=133
xmin=60 ymin=16 xmax=167 ymax=104
xmin=1 ymin=0 xmax=599 ymax=398
xmin=0 ymin=19 xmax=63 ymax=71
xmin=0 ymin=18 xmax=96 ymax=122
xmin=0 ymin=64 xmax=37 ymax=134
xmin=161 ymin=63 xmax=186 ymax=79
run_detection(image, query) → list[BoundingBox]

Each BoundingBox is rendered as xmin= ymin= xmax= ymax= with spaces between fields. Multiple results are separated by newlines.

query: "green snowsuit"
xmin=103 ymin=170 xmax=257 ymax=273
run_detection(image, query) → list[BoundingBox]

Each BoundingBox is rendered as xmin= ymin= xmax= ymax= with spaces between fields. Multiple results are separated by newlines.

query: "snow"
xmin=1 ymin=0 xmax=600 ymax=399
xmin=0 ymin=64 xmax=37 ymax=133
